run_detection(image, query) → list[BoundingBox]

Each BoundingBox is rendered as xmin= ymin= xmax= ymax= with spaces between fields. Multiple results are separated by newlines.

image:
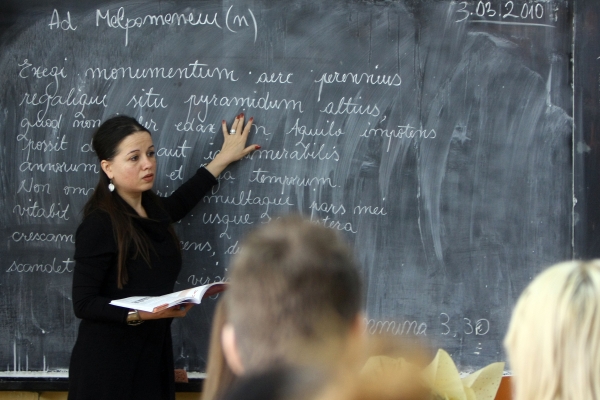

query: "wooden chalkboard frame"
xmin=0 ymin=377 xmax=203 ymax=392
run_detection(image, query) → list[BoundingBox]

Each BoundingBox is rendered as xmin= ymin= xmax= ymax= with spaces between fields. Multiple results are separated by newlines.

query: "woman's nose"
xmin=142 ymin=156 xmax=154 ymax=169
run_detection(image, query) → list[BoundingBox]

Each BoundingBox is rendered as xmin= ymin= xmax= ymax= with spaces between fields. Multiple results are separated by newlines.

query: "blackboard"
xmin=0 ymin=0 xmax=575 ymax=381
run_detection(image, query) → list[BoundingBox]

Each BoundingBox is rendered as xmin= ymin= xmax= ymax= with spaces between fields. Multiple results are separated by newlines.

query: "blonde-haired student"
xmin=504 ymin=260 xmax=600 ymax=400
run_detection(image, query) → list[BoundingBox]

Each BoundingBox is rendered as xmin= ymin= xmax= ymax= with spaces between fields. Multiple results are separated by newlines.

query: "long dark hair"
xmin=83 ymin=115 xmax=177 ymax=289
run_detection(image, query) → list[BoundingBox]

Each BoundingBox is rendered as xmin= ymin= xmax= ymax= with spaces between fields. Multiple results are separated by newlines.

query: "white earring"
xmin=108 ymin=180 xmax=115 ymax=192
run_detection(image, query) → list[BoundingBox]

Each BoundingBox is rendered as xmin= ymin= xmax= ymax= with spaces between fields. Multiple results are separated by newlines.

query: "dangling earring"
xmin=108 ymin=179 xmax=115 ymax=192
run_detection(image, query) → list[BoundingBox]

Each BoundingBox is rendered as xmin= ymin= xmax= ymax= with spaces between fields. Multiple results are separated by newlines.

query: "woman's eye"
xmin=148 ymin=151 xmax=155 ymax=157
xmin=130 ymin=155 xmax=138 ymax=161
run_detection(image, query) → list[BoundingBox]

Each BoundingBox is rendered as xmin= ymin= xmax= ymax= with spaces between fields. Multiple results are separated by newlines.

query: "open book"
xmin=109 ymin=282 xmax=227 ymax=313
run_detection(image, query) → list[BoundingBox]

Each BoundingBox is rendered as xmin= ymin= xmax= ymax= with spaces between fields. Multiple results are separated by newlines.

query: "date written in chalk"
xmin=454 ymin=0 xmax=557 ymax=28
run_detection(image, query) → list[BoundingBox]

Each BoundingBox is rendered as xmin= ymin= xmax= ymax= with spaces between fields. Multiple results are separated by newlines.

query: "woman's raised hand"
xmin=204 ymin=113 xmax=260 ymax=177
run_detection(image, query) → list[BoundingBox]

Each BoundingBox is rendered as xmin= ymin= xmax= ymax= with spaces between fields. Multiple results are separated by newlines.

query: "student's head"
xmin=504 ymin=260 xmax=600 ymax=400
xmin=222 ymin=215 xmax=363 ymax=375
xmin=202 ymin=296 xmax=237 ymax=400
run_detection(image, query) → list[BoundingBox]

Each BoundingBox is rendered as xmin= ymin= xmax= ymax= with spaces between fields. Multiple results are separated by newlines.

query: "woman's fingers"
xmin=242 ymin=117 xmax=254 ymax=136
xmin=141 ymin=303 xmax=194 ymax=320
xmin=222 ymin=113 xmax=247 ymax=137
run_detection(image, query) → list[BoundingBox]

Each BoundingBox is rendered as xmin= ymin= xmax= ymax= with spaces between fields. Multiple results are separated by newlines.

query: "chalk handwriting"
xmin=440 ymin=313 xmax=490 ymax=336
xmin=167 ymin=166 xmax=183 ymax=181
xmin=286 ymin=118 xmax=345 ymax=141
xmin=49 ymin=9 xmax=77 ymax=31
xmin=127 ymin=87 xmax=168 ymax=109
xmin=225 ymin=6 xmax=258 ymax=42
xmin=19 ymin=113 xmax=63 ymax=136
xmin=176 ymin=101 xmax=219 ymax=130
xmin=253 ymin=123 xmax=273 ymax=136
xmin=354 ymin=205 xmax=387 ymax=215
xmin=18 ymin=59 xmax=67 ymax=87
xmin=203 ymin=190 xmax=293 ymax=218
xmin=249 ymin=141 xmax=340 ymax=162
xmin=309 ymin=201 xmax=346 ymax=215
xmin=315 ymin=70 xmax=401 ymax=101
xmin=138 ymin=115 xmax=158 ymax=131
xmin=73 ymin=118 xmax=101 ymax=129
xmin=13 ymin=202 xmax=69 ymax=220
xmin=63 ymin=186 xmax=94 ymax=196
xmin=18 ymin=178 xmax=51 ymax=195
xmin=180 ymin=240 xmax=212 ymax=252
xmin=184 ymin=92 xmax=303 ymax=123
xmin=256 ymin=72 xmax=293 ymax=84
xmin=310 ymin=216 xmax=357 ymax=233
xmin=361 ymin=124 xmax=437 ymax=152
xmin=19 ymin=82 xmax=108 ymax=119
xmin=86 ymin=60 xmax=238 ymax=82
xmin=80 ymin=140 xmax=93 ymax=153
xmin=224 ymin=241 xmax=240 ymax=255
xmin=11 ymin=231 xmax=74 ymax=244
xmin=202 ymin=213 xmax=253 ymax=239
xmin=17 ymin=129 xmax=67 ymax=160
xmin=96 ymin=7 xmax=222 ymax=46
xmin=210 ymin=171 xmax=235 ymax=194
xmin=454 ymin=0 xmax=556 ymax=28
xmin=187 ymin=274 xmax=228 ymax=286
xmin=6 ymin=258 xmax=74 ymax=274
xmin=320 ymin=97 xmax=380 ymax=117
xmin=19 ymin=161 xmax=98 ymax=173
xmin=364 ymin=318 xmax=428 ymax=336
xmin=154 ymin=188 xmax=175 ymax=197
xmin=157 ymin=141 xmax=191 ymax=158
xmin=249 ymin=168 xmax=337 ymax=194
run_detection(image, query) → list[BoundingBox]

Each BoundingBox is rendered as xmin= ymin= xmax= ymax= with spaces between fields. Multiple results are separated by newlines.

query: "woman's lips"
xmin=142 ymin=173 xmax=154 ymax=182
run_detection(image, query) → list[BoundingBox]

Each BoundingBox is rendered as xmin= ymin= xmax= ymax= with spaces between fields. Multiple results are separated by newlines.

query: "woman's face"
xmin=101 ymin=130 xmax=156 ymax=197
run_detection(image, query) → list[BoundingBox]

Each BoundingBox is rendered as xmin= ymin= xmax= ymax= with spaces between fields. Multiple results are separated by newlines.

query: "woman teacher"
xmin=68 ymin=114 xmax=258 ymax=400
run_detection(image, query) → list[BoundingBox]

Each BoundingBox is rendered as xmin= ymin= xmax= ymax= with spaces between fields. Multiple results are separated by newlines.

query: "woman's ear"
xmin=100 ymin=160 xmax=112 ymax=179
xmin=221 ymin=323 xmax=245 ymax=376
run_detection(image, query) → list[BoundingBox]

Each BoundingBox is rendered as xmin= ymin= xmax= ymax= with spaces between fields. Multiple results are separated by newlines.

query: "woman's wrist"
xmin=204 ymin=154 xmax=230 ymax=178
xmin=126 ymin=309 xmax=144 ymax=326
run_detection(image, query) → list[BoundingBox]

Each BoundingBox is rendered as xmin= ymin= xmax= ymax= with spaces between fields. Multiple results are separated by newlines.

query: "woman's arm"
xmin=72 ymin=212 xmax=127 ymax=323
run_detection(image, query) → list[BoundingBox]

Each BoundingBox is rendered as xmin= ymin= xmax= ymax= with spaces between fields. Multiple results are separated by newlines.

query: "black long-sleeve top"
xmin=68 ymin=167 xmax=217 ymax=400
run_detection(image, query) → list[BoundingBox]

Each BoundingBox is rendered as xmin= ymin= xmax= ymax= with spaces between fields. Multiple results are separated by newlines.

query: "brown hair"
xmin=202 ymin=296 xmax=237 ymax=400
xmin=83 ymin=115 xmax=178 ymax=288
xmin=226 ymin=215 xmax=362 ymax=372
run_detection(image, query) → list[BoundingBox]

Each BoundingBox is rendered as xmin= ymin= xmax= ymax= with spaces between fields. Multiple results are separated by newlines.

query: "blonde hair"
xmin=504 ymin=260 xmax=600 ymax=400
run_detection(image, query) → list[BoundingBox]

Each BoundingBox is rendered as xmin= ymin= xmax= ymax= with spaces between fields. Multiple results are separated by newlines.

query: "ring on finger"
xmin=230 ymin=129 xmax=236 ymax=134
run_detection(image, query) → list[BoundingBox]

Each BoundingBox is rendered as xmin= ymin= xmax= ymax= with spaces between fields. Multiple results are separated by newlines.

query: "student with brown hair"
xmin=68 ymin=114 xmax=258 ymax=400
xmin=202 ymin=297 xmax=237 ymax=400
xmin=219 ymin=215 xmax=365 ymax=376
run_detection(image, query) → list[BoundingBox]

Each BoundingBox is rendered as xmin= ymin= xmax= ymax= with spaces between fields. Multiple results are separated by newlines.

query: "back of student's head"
xmin=225 ymin=215 xmax=363 ymax=373
xmin=202 ymin=296 xmax=236 ymax=400
xmin=504 ymin=260 xmax=600 ymax=400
